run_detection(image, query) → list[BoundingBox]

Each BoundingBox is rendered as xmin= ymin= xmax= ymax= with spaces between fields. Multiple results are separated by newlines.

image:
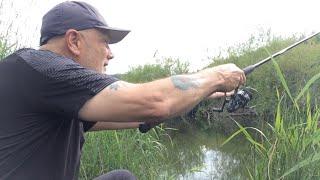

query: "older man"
xmin=0 ymin=1 xmax=245 ymax=180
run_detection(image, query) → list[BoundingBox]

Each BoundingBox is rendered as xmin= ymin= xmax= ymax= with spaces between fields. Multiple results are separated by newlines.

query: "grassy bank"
xmin=80 ymin=128 xmax=173 ymax=179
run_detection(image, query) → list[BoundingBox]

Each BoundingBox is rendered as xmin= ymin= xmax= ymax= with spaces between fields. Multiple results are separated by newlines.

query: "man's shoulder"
xmin=13 ymin=48 xmax=83 ymax=75
xmin=15 ymin=48 xmax=72 ymax=63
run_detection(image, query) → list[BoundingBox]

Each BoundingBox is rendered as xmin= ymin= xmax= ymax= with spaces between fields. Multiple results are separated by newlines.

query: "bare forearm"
xmin=80 ymin=71 xmax=221 ymax=123
xmin=89 ymin=122 xmax=142 ymax=131
xmin=145 ymin=72 xmax=222 ymax=118
xmin=79 ymin=64 xmax=245 ymax=123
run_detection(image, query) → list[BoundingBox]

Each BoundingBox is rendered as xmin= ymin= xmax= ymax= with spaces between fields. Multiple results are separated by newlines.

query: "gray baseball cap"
xmin=40 ymin=1 xmax=130 ymax=45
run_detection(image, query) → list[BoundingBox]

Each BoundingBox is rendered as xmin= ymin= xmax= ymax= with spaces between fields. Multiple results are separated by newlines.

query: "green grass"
xmin=0 ymin=37 xmax=14 ymax=60
xmin=120 ymin=58 xmax=190 ymax=83
xmin=80 ymin=127 xmax=173 ymax=180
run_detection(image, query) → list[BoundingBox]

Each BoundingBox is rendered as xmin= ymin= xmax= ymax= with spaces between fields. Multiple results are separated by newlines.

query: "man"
xmin=0 ymin=1 xmax=245 ymax=180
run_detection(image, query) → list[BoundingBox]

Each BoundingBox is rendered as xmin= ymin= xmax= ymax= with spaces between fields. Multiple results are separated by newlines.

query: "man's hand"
xmin=206 ymin=90 xmax=234 ymax=99
xmin=205 ymin=63 xmax=246 ymax=92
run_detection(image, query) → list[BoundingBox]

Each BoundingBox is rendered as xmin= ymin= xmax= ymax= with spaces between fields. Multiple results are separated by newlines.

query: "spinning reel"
xmin=212 ymin=87 xmax=256 ymax=113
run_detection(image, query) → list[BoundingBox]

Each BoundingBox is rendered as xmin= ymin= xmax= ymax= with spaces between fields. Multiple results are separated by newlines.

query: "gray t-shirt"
xmin=0 ymin=48 xmax=118 ymax=180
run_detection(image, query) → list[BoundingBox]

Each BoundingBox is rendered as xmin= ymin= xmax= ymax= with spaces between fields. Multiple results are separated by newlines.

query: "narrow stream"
xmin=162 ymin=127 xmax=249 ymax=180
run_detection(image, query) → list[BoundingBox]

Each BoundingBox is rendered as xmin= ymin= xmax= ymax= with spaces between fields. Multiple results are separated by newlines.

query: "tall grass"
xmin=222 ymin=58 xmax=320 ymax=179
xmin=80 ymin=128 xmax=173 ymax=180
xmin=121 ymin=58 xmax=190 ymax=83
xmin=0 ymin=37 xmax=14 ymax=59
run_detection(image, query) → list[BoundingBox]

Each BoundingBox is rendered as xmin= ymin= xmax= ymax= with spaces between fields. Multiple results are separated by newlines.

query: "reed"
xmin=223 ymin=57 xmax=320 ymax=179
xmin=80 ymin=128 xmax=172 ymax=180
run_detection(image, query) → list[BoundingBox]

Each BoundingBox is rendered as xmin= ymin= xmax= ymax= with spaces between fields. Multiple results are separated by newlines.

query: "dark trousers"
xmin=93 ymin=169 xmax=137 ymax=180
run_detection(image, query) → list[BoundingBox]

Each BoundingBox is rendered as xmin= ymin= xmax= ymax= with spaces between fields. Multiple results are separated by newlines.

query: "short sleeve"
xmin=16 ymin=49 xmax=119 ymax=119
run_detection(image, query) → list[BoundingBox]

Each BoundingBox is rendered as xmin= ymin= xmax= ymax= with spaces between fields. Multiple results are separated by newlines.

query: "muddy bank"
xmin=165 ymin=104 xmax=267 ymax=135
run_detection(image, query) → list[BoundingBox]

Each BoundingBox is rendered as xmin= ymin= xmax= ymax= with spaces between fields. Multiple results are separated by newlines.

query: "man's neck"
xmin=39 ymin=44 xmax=75 ymax=61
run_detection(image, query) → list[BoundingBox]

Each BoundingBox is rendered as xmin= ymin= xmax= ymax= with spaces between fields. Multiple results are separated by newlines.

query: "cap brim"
xmin=96 ymin=26 xmax=130 ymax=44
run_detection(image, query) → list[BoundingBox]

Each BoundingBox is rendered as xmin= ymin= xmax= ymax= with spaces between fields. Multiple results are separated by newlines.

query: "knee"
xmin=115 ymin=169 xmax=136 ymax=180
xmin=94 ymin=169 xmax=137 ymax=180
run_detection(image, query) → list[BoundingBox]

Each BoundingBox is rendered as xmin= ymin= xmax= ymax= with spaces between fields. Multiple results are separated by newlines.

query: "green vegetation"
xmin=0 ymin=37 xmax=14 ymax=59
xmin=80 ymin=128 xmax=173 ymax=180
xmin=207 ymin=33 xmax=320 ymax=116
xmin=120 ymin=58 xmax=190 ymax=83
xmin=223 ymin=61 xmax=320 ymax=179
xmin=183 ymin=32 xmax=320 ymax=179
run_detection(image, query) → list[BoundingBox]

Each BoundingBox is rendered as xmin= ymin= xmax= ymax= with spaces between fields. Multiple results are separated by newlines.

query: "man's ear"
xmin=65 ymin=29 xmax=81 ymax=56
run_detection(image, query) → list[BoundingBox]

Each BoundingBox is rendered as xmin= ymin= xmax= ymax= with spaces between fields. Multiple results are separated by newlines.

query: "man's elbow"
xmin=78 ymin=89 xmax=173 ymax=122
xmin=147 ymin=93 xmax=172 ymax=120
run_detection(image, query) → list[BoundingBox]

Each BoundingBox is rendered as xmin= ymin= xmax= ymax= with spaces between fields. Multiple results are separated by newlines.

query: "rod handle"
xmin=139 ymin=123 xmax=152 ymax=133
xmin=138 ymin=121 xmax=162 ymax=133
xmin=243 ymin=65 xmax=256 ymax=75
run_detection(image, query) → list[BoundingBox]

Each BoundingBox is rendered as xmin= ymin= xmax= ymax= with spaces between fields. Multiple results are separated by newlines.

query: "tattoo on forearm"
xmin=171 ymin=75 xmax=200 ymax=90
xmin=109 ymin=83 xmax=120 ymax=90
xmin=108 ymin=81 xmax=129 ymax=91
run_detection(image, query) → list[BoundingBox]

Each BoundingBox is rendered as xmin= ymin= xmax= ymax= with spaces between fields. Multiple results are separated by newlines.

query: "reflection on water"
xmin=162 ymin=127 xmax=249 ymax=180
xmin=179 ymin=148 xmax=241 ymax=180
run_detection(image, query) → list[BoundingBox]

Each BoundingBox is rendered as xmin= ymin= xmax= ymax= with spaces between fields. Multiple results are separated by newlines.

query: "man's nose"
xmin=106 ymin=48 xmax=114 ymax=60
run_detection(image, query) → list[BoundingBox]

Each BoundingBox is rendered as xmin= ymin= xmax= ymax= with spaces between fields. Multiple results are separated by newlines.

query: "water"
xmin=162 ymin=127 xmax=249 ymax=180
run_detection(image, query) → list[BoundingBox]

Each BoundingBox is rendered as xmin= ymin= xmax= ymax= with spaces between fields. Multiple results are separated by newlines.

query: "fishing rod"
xmin=243 ymin=31 xmax=320 ymax=75
xmin=139 ymin=31 xmax=320 ymax=133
